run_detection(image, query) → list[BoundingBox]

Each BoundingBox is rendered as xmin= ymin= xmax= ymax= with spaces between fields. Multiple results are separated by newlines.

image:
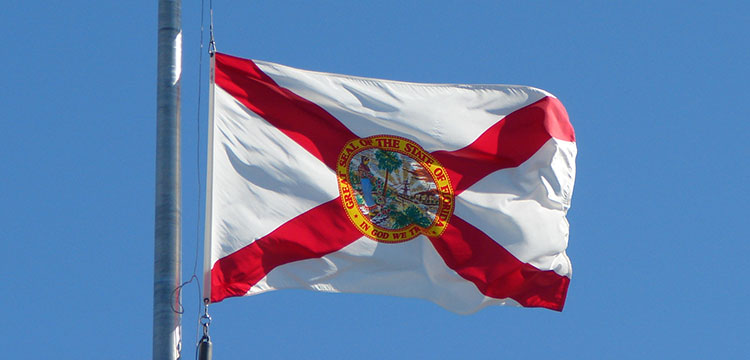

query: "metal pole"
xmin=154 ymin=0 xmax=182 ymax=359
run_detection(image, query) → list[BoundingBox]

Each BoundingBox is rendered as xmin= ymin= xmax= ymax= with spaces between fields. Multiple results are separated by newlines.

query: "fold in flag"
xmin=204 ymin=52 xmax=576 ymax=313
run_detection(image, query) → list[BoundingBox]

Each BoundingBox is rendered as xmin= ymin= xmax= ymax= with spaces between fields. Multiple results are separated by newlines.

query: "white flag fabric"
xmin=204 ymin=52 xmax=576 ymax=313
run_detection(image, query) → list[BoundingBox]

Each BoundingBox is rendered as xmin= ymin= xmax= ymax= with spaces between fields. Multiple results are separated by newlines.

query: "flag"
xmin=204 ymin=52 xmax=576 ymax=313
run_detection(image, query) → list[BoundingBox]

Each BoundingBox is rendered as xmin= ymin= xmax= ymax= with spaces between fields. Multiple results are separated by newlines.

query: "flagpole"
xmin=154 ymin=0 xmax=182 ymax=359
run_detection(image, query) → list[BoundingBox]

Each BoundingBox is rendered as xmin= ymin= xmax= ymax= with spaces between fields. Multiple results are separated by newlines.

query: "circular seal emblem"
xmin=337 ymin=135 xmax=454 ymax=243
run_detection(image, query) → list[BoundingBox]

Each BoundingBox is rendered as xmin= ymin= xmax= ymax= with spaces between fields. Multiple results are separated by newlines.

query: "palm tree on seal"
xmin=375 ymin=150 xmax=403 ymax=199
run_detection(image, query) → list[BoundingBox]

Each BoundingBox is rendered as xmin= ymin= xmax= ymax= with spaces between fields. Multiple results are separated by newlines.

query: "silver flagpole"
xmin=154 ymin=0 xmax=182 ymax=359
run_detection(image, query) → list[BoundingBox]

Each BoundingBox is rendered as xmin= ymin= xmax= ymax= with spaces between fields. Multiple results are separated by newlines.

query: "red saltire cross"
xmin=211 ymin=52 xmax=575 ymax=311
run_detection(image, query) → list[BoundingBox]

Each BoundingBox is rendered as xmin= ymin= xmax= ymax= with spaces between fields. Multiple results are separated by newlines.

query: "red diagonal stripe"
xmin=211 ymin=199 xmax=363 ymax=303
xmin=432 ymin=96 xmax=574 ymax=195
xmin=214 ymin=52 xmax=358 ymax=171
xmin=429 ymin=215 xmax=569 ymax=311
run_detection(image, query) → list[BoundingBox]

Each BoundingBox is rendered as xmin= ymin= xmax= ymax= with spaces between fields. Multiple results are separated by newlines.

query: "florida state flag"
xmin=204 ymin=52 xmax=576 ymax=313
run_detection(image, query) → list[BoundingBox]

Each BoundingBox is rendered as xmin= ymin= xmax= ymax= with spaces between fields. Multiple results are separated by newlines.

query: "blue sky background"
xmin=2 ymin=1 xmax=748 ymax=359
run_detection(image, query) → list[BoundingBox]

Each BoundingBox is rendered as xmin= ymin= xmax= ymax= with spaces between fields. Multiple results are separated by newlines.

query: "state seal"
xmin=337 ymin=135 xmax=454 ymax=243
